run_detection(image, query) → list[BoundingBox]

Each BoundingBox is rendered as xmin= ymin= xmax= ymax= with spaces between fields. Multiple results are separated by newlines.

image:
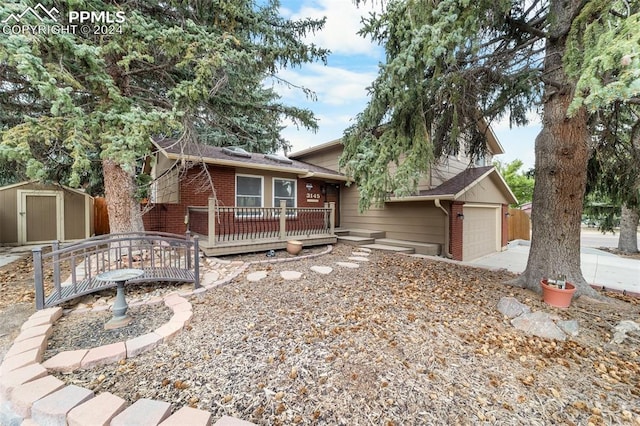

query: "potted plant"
xmin=540 ymin=275 xmax=576 ymax=308
xmin=286 ymin=240 xmax=303 ymax=255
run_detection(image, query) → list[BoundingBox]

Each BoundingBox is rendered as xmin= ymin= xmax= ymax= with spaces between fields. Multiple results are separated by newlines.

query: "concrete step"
xmin=335 ymin=228 xmax=386 ymax=238
xmin=337 ymin=236 xmax=375 ymax=245
xmin=360 ymin=244 xmax=415 ymax=254
xmin=374 ymin=239 xmax=440 ymax=256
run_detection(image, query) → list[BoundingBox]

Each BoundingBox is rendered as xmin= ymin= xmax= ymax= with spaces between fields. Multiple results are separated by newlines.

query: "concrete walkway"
xmin=469 ymin=240 xmax=640 ymax=295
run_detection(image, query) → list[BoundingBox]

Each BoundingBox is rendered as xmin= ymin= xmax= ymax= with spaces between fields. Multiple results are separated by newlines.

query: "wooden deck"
xmin=195 ymin=233 xmax=336 ymax=256
xmin=188 ymin=201 xmax=337 ymax=256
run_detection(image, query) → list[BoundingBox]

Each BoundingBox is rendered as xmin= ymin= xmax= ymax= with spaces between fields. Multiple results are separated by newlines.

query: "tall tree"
xmin=342 ymin=0 xmax=639 ymax=296
xmin=586 ymin=106 xmax=640 ymax=253
xmin=573 ymin=5 xmax=640 ymax=253
xmin=0 ymin=0 xmax=327 ymax=232
xmin=493 ymin=159 xmax=535 ymax=207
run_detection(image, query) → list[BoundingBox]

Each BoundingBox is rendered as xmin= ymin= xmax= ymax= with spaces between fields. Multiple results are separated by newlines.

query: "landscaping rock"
xmin=511 ymin=311 xmax=567 ymax=341
xmin=611 ymin=320 xmax=640 ymax=344
xmin=280 ymin=271 xmax=303 ymax=280
xmin=557 ymin=319 xmax=580 ymax=337
xmin=497 ymin=297 xmax=530 ymax=319
xmin=246 ymin=271 xmax=268 ymax=282
xmin=310 ymin=266 xmax=333 ymax=275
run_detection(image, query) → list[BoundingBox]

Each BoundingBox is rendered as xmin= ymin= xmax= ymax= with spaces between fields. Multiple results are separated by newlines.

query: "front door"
xmin=325 ymin=184 xmax=340 ymax=228
xmin=17 ymin=190 xmax=63 ymax=244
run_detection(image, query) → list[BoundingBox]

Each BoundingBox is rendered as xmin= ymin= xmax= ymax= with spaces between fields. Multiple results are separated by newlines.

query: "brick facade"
xmin=142 ymin=165 xmax=333 ymax=237
xmin=449 ymin=201 xmax=464 ymax=261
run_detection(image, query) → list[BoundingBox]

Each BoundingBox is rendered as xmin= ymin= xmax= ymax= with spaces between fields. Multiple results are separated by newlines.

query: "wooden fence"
xmin=94 ymin=196 xmax=110 ymax=235
xmin=508 ymin=208 xmax=531 ymax=241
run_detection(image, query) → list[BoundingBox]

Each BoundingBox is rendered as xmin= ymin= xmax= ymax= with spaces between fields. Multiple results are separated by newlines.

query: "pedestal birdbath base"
xmin=95 ymin=268 xmax=145 ymax=330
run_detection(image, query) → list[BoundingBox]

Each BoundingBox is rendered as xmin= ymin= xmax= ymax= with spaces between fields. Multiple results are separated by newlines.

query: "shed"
xmin=0 ymin=181 xmax=94 ymax=245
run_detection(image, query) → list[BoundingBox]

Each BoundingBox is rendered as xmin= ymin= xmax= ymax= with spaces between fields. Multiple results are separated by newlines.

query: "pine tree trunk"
xmin=510 ymin=0 xmax=598 ymax=298
xmin=618 ymin=205 xmax=639 ymax=253
xmin=102 ymin=159 xmax=145 ymax=234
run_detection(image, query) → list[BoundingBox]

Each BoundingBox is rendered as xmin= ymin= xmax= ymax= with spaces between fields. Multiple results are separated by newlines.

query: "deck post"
xmin=329 ymin=202 xmax=335 ymax=235
xmin=208 ymin=197 xmax=216 ymax=247
xmin=279 ymin=200 xmax=287 ymax=240
xmin=33 ymin=247 xmax=44 ymax=310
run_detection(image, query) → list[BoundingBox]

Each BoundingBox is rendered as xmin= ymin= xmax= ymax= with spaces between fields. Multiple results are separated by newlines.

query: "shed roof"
xmin=0 ymin=181 xmax=92 ymax=197
xmin=153 ymin=138 xmax=348 ymax=182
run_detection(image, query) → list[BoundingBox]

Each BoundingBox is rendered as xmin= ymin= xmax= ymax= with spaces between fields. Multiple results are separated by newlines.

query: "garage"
xmin=462 ymin=205 xmax=500 ymax=261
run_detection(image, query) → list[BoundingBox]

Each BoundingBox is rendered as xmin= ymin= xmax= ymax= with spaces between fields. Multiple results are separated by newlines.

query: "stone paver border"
xmin=0 ymin=244 xmax=336 ymax=425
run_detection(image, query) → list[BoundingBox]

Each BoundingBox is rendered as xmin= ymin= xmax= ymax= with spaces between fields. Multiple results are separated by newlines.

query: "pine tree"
xmin=343 ymin=0 xmax=639 ymax=296
xmin=0 ymin=0 xmax=328 ymax=233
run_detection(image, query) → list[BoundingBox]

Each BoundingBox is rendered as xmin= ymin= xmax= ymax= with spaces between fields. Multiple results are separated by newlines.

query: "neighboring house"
xmin=0 ymin=181 xmax=94 ymax=245
xmin=290 ymin=127 xmax=517 ymax=261
xmin=143 ymin=138 xmax=349 ymax=256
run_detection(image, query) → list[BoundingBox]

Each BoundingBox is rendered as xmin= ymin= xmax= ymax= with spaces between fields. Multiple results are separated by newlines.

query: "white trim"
xmin=17 ymin=190 xmax=64 ymax=244
xmin=85 ymin=196 xmax=91 ymax=238
xmin=272 ymin=177 xmax=297 ymax=208
xmin=235 ymin=173 xmax=264 ymax=217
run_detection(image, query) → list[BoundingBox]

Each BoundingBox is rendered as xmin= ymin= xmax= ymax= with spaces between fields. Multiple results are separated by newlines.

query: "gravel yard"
xmin=34 ymin=244 xmax=640 ymax=425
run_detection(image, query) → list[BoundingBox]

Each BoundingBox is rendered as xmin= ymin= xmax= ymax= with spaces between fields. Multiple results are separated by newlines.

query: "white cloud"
xmin=281 ymin=0 xmax=384 ymax=57
xmin=275 ymin=63 xmax=377 ymax=106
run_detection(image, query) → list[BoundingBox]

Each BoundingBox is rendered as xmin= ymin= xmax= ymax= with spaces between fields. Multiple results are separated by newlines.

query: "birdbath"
xmin=95 ymin=268 xmax=145 ymax=330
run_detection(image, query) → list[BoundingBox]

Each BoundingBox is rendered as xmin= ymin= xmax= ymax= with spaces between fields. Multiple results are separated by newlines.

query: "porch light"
xmin=457 ymin=213 xmax=464 ymax=220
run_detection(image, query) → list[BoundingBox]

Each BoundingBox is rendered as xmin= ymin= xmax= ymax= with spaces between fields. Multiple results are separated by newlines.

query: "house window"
xmin=273 ymin=178 xmax=296 ymax=209
xmin=236 ymin=175 xmax=263 ymax=215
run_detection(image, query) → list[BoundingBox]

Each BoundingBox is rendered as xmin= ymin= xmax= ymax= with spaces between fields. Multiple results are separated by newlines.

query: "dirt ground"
xmin=2 ymin=246 xmax=640 ymax=425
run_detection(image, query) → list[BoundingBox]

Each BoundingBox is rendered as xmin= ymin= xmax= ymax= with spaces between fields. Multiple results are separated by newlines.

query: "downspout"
xmin=435 ymin=199 xmax=453 ymax=258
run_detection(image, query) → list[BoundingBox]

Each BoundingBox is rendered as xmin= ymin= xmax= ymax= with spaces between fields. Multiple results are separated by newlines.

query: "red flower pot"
xmin=540 ymin=279 xmax=576 ymax=308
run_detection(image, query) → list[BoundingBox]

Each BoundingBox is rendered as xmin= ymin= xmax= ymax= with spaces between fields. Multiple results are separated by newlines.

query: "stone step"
xmin=360 ymin=244 xmax=415 ymax=254
xmin=374 ymin=239 xmax=440 ymax=256
xmin=337 ymin=236 xmax=375 ymax=245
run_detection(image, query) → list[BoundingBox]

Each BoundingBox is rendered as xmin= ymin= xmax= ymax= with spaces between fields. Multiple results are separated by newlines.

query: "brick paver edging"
xmin=0 ymin=245 xmax=337 ymax=426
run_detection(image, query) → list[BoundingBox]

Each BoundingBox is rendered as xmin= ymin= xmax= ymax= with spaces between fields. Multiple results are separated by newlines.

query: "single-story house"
xmin=143 ymin=138 xmax=350 ymax=255
xmin=0 ymin=181 xmax=94 ymax=245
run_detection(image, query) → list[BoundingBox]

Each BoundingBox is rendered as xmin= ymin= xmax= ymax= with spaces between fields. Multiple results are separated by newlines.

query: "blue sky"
xmin=275 ymin=0 xmax=540 ymax=171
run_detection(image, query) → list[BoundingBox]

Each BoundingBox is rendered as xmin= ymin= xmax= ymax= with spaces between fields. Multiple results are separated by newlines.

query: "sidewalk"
xmin=469 ymin=240 xmax=640 ymax=295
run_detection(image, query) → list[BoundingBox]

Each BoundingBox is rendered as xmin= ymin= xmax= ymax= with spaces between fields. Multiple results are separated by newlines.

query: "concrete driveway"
xmin=469 ymin=238 xmax=640 ymax=295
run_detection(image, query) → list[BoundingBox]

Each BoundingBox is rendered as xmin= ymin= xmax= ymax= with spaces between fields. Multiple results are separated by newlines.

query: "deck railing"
xmin=187 ymin=199 xmax=335 ymax=245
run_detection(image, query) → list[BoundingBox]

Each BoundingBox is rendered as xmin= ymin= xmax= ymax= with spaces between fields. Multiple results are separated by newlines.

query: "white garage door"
xmin=462 ymin=206 xmax=499 ymax=261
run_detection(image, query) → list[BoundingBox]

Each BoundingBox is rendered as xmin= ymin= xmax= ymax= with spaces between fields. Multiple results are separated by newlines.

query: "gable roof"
xmin=387 ymin=166 xmax=518 ymax=205
xmin=153 ymin=138 xmax=349 ymax=182
xmin=290 ymin=119 xmax=504 ymax=159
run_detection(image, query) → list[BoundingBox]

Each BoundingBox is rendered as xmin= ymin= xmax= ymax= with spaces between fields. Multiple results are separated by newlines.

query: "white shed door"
xmin=462 ymin=206 xmax=499 ymax=261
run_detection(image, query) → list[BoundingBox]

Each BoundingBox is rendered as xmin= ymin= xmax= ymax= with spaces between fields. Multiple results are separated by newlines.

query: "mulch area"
xmin=34 ymin=244 xmax=640 ymax=425
xmin=43 ymin=303 xmax=172 ymax=359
